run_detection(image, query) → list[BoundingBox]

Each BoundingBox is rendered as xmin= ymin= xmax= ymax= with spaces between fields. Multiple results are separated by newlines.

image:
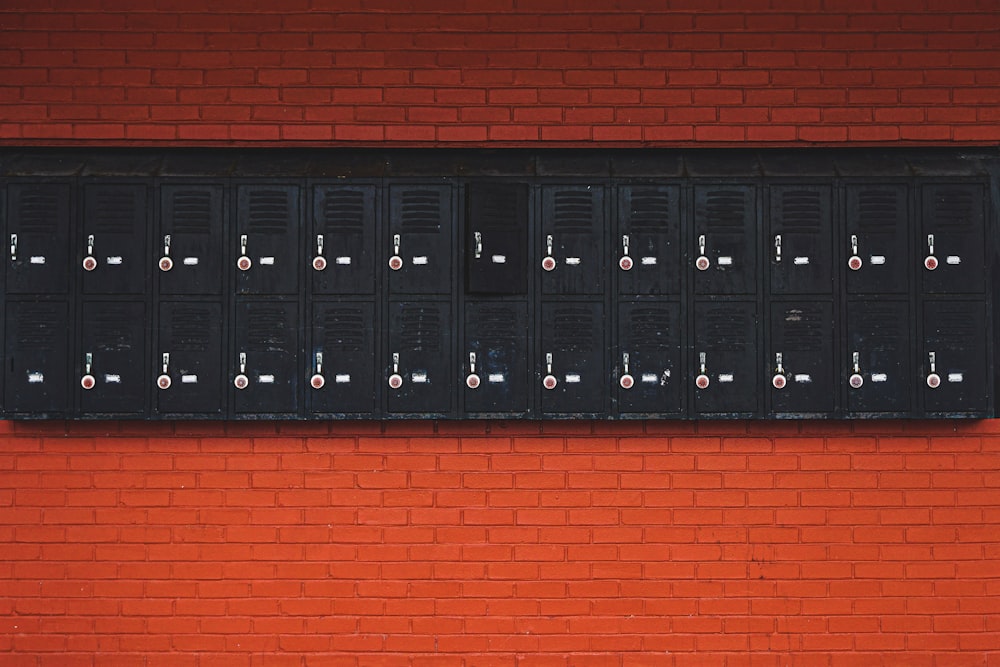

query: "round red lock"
xmin=541 ymin=256 xmax=556 ymax=272
xmin=388 ymin=373 xmax=403 ymax=389
xmin=695 ymin=256 xmax=710 ymax=271
xmin=237 ymin=256 xmax=252 ymax=271
xmin=849 ymin=373 xmax=864 ymax=389
xmin=82 ymin=256 xmax=97 ymax=272
xmin=926 ymin=373 xmax=941 ymax=389
xmin=234 ymin=374 xmax=249 ymax=390
xmin=695 ymin=374 xmax=710 ymax=389
xmin=312 ymin=256 xmax=327 ymax=271
xmin=772 ymin=374 xmax=786 ymax=390
xmin=156 ymin=374 xmax=171 ymax=390
xmin=924 ymin=255 xmax=938 ymax=271
xmin=159 ymin=256 xmax=173 ymax=272
xmin=466 ymin=373 xmax=481 ymax=389
xmin=310 ymin=373 xmax=325 ymax=389
xmin=619 ymin=374 xmax=634 ymax=390
xmin=848 ymin=255 xmax=863 ymax=271
xmin=388 ymin=255 xmax=403 ymax=271
xmin=542 ymin=374 xmax=557 ymax=390
xmin=619 ymin=256 xmax=633 ymax=271
xmin=81 ymin=374 xmax=96 ymax=390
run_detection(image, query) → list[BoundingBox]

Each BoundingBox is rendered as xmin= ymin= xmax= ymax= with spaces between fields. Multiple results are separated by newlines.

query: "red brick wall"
xmin=3 ymin=2 xmax=1000 ymax=665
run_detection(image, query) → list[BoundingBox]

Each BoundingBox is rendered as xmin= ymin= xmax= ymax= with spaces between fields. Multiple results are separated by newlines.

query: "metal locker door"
xmin=388 ymin=184 xmax=453 ymax=295
xmin=387 ymin=301 xmax=452 ymax=415
xmin=235 ymin=184 xmax=300 ymax=295
xmin=768 ymin=300 xmax=835 ymax=416
xmin=617 ymin=301 xmax=682 ymax=416
xmin=617 ymin=185 xmax=681 ymax=296
xmin=920 ymin=184 xmax=985 ymax=294
xmin=6 ymin=183 xmax=71 ymax=294
xmin=769 ymin=185 xmax=834 ymax=295
xmin=846 ymin=300 xmax=911 ymax=415
xmin=158 ymin=184 xmax=225 ymax=295
xmin=81 ymin=183 xmax=148 ymax=295
xmin=540 ymin=185 xmax=605 ymax=296
xmin=4 ymin=301 xmax=69 ymax=415
xmin=844 ymin=184 xmax=909 ymax=295
xmin=540 ymin=302 xmax=605 ymax=415
xmin=311 ymin=184 xmax=376 ymax=295
xmin=692 ymin=301 xmax=759 ymax=415
xmin=309 ymin=302 xmax=376 ymax=415
xmin=154 ymin=301 xmax=224 ymax=416
xmin=692 ymin=185 xmax=758 ymax=295
xmin=232 ymin=301 xmax=300 ymax=415
xmin=78 ymin=301 xmax=145 ymax=415
xmin=921 ymin=300 xmax=988 ymax=415
xmin=463 ymin=301 xmax=529 ymax=415
xmin=466 ymin=182 xmax=528 ymax=295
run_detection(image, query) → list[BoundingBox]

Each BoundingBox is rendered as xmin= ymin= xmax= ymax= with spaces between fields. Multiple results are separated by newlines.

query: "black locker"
xmin=769 ymin=185 xmax=834 ymax=295
xmin=4 ymin=301 xmax=69 ymax=414
xmin=155 ymin=301 xmax=224 ymax=416
xmin=692 ymin=300 xmax=759 ymax=415
xmin=921 ymin=300 xmax=989 ymax=415
xmin=309 ymin=301 xmax=376 ymax=415
xmin=466 ymin=182 xmax=529 ymax=295
xmin=846 ymin=300 xmax=911 ymax=415
xmin=617 ymin=185 xmax=682 ymax=296
xmin=311 ymin=184 xmax=376 ymax=295
xmin=540 ymin=185 xmax=605 ymax=296
xmin=388 ymin=184 xmax=453 ymax=295
xmin=235 ymin=184 xmax=300 ymax=295
xmin=6 ymin=183 xmax=71 ymax=295
xmin=540 ymin=302 xmax=605 ymax=415
xmin=844 ymin=184 xmax=909 ymax=295
xmin=768 ymin=300 xmax=835 ymax=416
xmin=158 ymin=184 xmax=225 ymax=295
xmin=232 ymin=300 xmax=300 ymax=415
xmin=463 ymin=301 xmax=529 ymax=414
xmin=920 ymin=183 xmax=986 ymax=294
xmin=387 ymin=301 xmax=452 ymax=414
xmin=692 ymin=185 xmax=758 ymax=295
xmin=617 ymin=301 xmax=682 ymax=415
xmin=81 ymin=182 xmax=148 ymax=295
xmin=78 ymin=301 xmax=145 ymax=415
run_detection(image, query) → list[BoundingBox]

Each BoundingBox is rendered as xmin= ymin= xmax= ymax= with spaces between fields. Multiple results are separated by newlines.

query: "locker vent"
xmin=248 ymin=190 xmax=290 ymax=233
xmin=926 ymin=303 xmax=978 ymax=346
xmin=702 ymin=307 xmax=750 ymax=350
xmin=471 ymin=185 xmax=518 ymax=230
xmin=778 ymin=305 xmax=825 ymax=351
xmin=857 ymin=190 xmax=900 ymax=230
xmin=629 ymin=307 xmax=674 ymax=350
xmin=90 ymin=305 xmax=135 ymax=351
xmin=932 ymin=188 xmax=976 ymax=230
xmin=400 ymin=190 xmax=441 ymax=233
xmin=552 ymin=307 xmax=595 ymax=351
xmin=169 ymin=306 xmax=213 ymax=351
xmin=473 ymin=306 xmax=520 ymax=344
xmin=553 ymin=190 xmax=594 ymax=232
xmin=703 ymin=191 xmax=746 ymax=229
xmin=171 ymin=190 xmax=213 ymax=235
xmin=17 ymin=188 xmax=60 ymax=233
xmin=629 ymin=190 xmax=672 ymax=232
xmin=862 ymin=304 xmax=906 ymax=347
xmin=320 ymin=190 xmax=365 ymax=232
xmin=779 ymin=190 xmax=822 ymax=232
xmin=246 ymin=307 xmax=290 ymax=348
xmin=94 ymin=189 xmax=138 ymax=233
xmin=15 ymin=305 xmax=60 ymax=350
xmin=398 ymin=306 xmax=442 ymax=352
xmin=321 ymin=307 xmax=367 ymax=352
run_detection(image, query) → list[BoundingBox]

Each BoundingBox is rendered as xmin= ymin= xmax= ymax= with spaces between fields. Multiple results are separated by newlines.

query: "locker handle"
xmin=774 ymin=235 xmax=782 ymax=263
xmin=157 ymin=353 xmax=171 ymax=390
xmin=926 ymin=351 xmax=941 ymax=388
xmin=696 ymin=352 xmax=710 ymax=389
xmin=81 ymin=353 xmax=95 ymax=391
xmin=848 ymin=235 xmax=862 ymax=271
xmin=543 ymin=352 xmax=557 ymax=390
xmin=234 ymin=352 xmax=249 ymax=390
xmin=237 ymin=235 xmax=251 ymax=271
xmin=924 ymin=234 xmax=938 ymax=271
xmin=313 ymin=235 xmax=327 ymax=271
xmin=83 ymin=234 xmax=97 ymax=272
xmin=849 ymin=351 xmax=864 ymax=388
xmin=620 ymin=352 xmax=634 ymax=390
xmin=772 ymin=352 xmax=786 ymax=390
xmin=696 ymin=235 xmax=709 ymax=271
xmin=9 ymin=234 xmax=16 ymax=261
xmin=474 ymin=231 xmax=482 ymax=259
xmin=389 ymin=234 xmax=403 ymax=271
xmin=619 ymin=235 xmax=633 ymax=271
xmin=311 ymin=352 xmax=325 ymax=389
xmin=159 ymin=235 xmax=173 ymax=272
xmin=466 ymin=352 xmax=480 ymax=389
xmin=542 ymin=235 xmax=556 ymax=272
xmin=388 ymin=352 xmax=403 ymax=389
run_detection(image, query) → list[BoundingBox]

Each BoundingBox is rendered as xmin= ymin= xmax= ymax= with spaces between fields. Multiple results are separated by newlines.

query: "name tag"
xmin=183 ymin=257 xmax=199 ymax=266
xmin=412 ymin=372 xmax=428 ymax=383
xmin=491 ymin=255 xmax=506 ymax=264
xmin=641 ymin=257 xmax=657 ymax=265
xmin=259 ymin=374 xmax=275 ymax=384
xmin=181 ymin=375 xmax=198 ymax=384
xmin=871 ymin=256 xmax=886 ymax=265
xmin=336 ymin=256 xmax=351 ymax=265
xmin=412 ymin=256 xmax=428 ymax=265
xmin=335 ymin=374 xmax=351 ymax=383
xmin=872 ymin=373 xmax=888 ymax=382
xmin=793 ymin=256 xmax=810 ymax=265
xmin=104 ymin=374 xmax=121 ymax=384
xmin=565 ymin=374 xmax=581 ymax=383
xmin=719 ymin=374 xmax=734 ymax=383
xmin=260 ymin=257 xmax=275 ymax=265
xmin=30 ymin=256 xmax=45 ymax=264
xmin=717 ymin=257 xmax=733 ymax=266
xmin=107 ymin=256 xmax=123 ymax=265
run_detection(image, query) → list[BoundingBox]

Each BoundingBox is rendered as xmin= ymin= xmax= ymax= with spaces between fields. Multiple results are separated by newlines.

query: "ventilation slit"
xmin=780 ymin=190 xmax=822 ymax=233
xmin=248 ymin=190 xmax=290 ymax=234
xmin=321 ymin=190 xmax=365 ymax=234
xmin=399 ymin=307 xmax=442 ymax=352
xmin=93 ymin=189 xmax=138 ymax=234
xmin=629 ymin=190 xmax=672 ymax=233
xmin=171 ymin=191 xmax=212 ymax=235
xmin=553 ymin=190 xmax=594 ymax=233
xmin=400 ymin=190 xmax=442 ymax=233
xmin=322 ymin=308 xmax=366 ymax=352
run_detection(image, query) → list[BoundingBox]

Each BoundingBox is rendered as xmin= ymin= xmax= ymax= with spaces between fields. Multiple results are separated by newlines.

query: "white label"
xmin=183 ymin=257 xmax=199 ymax=266
xmin=104 ymin=374 xmax=121 ymax=384
xmin=335 ymin=374 xmax=351 ymax=383
xmin=641 ymin=373 xmax=658 ymax=383
xmin=718 ymin=256 xmax=733 ymax=265
xmin=794 ymin=374 xmax=812 ymax=383
xmin=260 ymin=257 xmax=275 ymax=265
xmin=107 ymin=256 xmax=123 ymax=265
xmin=336 ymin=256 xmax=352 ymax=265
xmin=29 ymin=256 xmax=45 ymax=264
xmin=488 ymin=373 xmax=505 ymax=383
xmin=27 ymin=372 xmax=44 ymax=383
xmin=946 ymin=256 xmax=961 ymax=265
xmin=181 ymin=374 xmax=198 ymax=384
xmin=948 ymin=373 xmax=964 ymax=383
xmin=793 ymin=256 xmax=810 ymax=265
xmin=412 ymin=256 xmax=428 ymax=265
xmin=259 ymin=374 xmax=275 ymax=384
xmin=641 ymin=257 xmax=657 ymax=265
xmin=718 ymin=374 xmax=734 ymax=383
xmin=872 ymin=373 xmax=888 ymax=382
xmin=412 ymin=372 xmax=428 ymax=383
xmin=870 ymin=255 xmax=886 ymax=265
xmin=491 ymin=255 xmax=506 ymax=264
xmin=565 ymin=374 xmax=581 ymax=383
xmin=566 ymin=257 xmax=581 ymax=265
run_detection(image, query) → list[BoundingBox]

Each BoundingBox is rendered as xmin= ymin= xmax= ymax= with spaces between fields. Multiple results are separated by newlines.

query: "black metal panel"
xmin=921 ymin=300 xmax=989 ymax=415
xmin=692 ymin=300 xmax=759 ymax=415
xmin=235 ymin=184 xmax=300 ymax=295
xmin=232 ymin=300 xmax=300 ymax=415
xmin=155 ymin=301 xmax=224 ymax=416
xmin=466 ymin=182 xmax=528 ymax=295
xmin=617 ymin=185 xmax=682 ymax=295
xmin=693 ymin=184 xmax=757 ymax=295
xmin=81 ymin=182 xmax=148 ymax=295
xmin=311 ymin=184 xmax=376 ymax=295
xmin=158 ymin=184 xmax=225 ymax=296
xmin=844 ymin=184 xmax=909 ymax=295
xmin=463 ymin=301 xmax=529 ymax=414
xmin=769 ymin=185 xmax=833 ymax=295
xmin=540 ymin=302 xmax=605 ymax=415
xmin=309 ymin=301 xmax=376 ymax=415
xmin=6 ymin=183 xmax=71 ymax=294
xmin=78 ymin=301 xmax=145 ymax=415
xmin=4 ymin=301 xmax=69 ymax=415
xmin=846 ymin=300 xmax=911 ymax=415
xmin=387 ymin=301 xmax=452 ymax=414
xmin=768 ymin=300 xmax=835 ymax=416
xmin=617 ymin=301 xmax=682 ymax=415
xmin=920 ymin=183 xmax=986 ymax=294
xmin=540 ymin=185 xmax=605 ymax=296
xmin=388 ymin=184 xmax=453 ymax=295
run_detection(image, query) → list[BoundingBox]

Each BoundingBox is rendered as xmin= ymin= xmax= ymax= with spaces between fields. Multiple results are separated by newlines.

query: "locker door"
xmin=617 ymin=301 xmax=682 ymax=415
xmin=463 ymin=301 xmax=529 ymax=414
xmin=159 ymin=184 xmax=225 ymax=295
xmin=235 ymin=184 xmax=300 ymax=295
xmin=769 ymin=185 xmax=833 ymax=295
xmin=693 ymin=185 xmax=757 ymax=295
xmin=4 ymin=301 xmax=69 ymax=414
xmin=768 ymin=300 xmax=835 ymax=416
xmin=82 ymin=183 xmax=148 ymax=295
xmin=617 ymin=185 xmax=681 ymax=296
xmin=309 ymin=302 xmax=376 ymax=415
xmin=466 ymin=183 xmax=528 ymax=295
xmin=846 ymin=300 xmax=911 ymax=414
xmin=78 ymin=301 xmax=145 ymax=415
xmin=692 ymin=301 xmax=758 ymax=415
xmin=540 ymin=185 xmax=605 ymax=296
xmin=920 ymin=184 xmax=986 ymax=294
xmin=387 ymin=301 xmax=452 ymax=414
xmin=845 ymin=184 xmax=908 ymax=295
xmin=311 ymin=184 xmax=376 ymax=295
xmin=232 ymin=301 xmax=300 ymax=415
xmin=388 ymin=184 xmax=453 ymax=295
xmin=540 ymin=302 xmax=605 ymax=415
xmin=155 ymin=301 xmax=224 ymax=416
xmin=921 ymin=300 xmax=988 ymax=415
xmin=6 ymin=183 xmax=71 ymax=294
